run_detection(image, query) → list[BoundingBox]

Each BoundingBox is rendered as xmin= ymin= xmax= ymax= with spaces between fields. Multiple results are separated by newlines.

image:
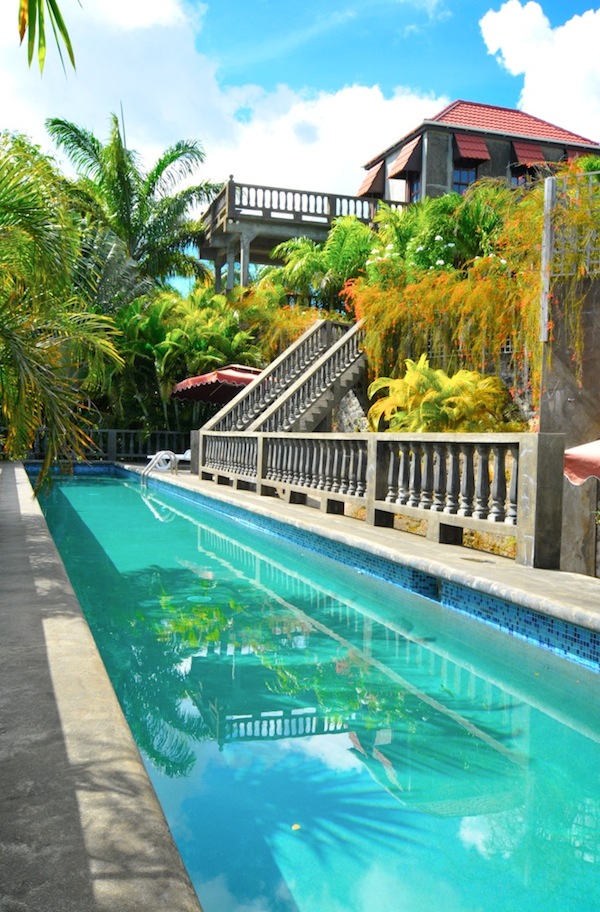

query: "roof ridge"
xmin=431 ymin=99 xmax=599 ymax=145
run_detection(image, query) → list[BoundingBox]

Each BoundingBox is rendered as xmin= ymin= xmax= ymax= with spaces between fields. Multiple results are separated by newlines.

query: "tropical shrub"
xmin=345 ymin=179 xmax=544 ymax=419
xmin=266 ymin=214 xmax=375 ymax=311
xmin=367 ymin=355 xmax=521 ymax=432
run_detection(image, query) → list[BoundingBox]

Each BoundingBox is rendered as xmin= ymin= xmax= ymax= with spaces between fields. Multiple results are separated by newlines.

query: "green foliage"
xmin=368 ymin=355 xmax=519 ymax=432
xmin=18 ymin=0 xmax=75 ymax=71
xmin=236 ymin=278 xmax=320 ymax=361
xmin=0 ymin=133 xmax=122 ymax=483
xmin=346 ymin=178 xmax=543 ymax=413
xmin=268 ymin=214 xmax=375 ymax=311
xmin=576 ymin=154 xmax=600 ymax=176
xmin=46 ymin=114 xmax=221 ymax=281
xmin=105 ymin=285 xmax=263 ymax=430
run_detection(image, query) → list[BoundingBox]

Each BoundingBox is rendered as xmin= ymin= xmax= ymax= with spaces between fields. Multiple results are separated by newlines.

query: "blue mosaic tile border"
xmin=439 ymin=580 xmax=600 ymax=672
xmin=27 ymin=461 xmax=122 ymax=478
xmin=42 ymin=464 xmax=600 ymax=673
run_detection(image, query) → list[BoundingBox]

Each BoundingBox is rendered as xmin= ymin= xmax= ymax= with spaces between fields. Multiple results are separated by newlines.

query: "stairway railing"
xmin=247 ymin=320 xmax=365 ymax=432
xmin=203 ymin=319 xmax=351 ymax=433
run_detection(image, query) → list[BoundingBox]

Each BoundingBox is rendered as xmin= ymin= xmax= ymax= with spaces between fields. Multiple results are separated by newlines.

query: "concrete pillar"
xmin=214 ymin=255 xmax=225 ymax=293
xmin=516 ymin=432 xmax=565 ymax=568
xmin=240 ymin=234 xmax=251 ymax=287
xmin=226 ymin=246 xmax=235 ymax=291
xmin=239 ymin=229 xmax=258 ymax=287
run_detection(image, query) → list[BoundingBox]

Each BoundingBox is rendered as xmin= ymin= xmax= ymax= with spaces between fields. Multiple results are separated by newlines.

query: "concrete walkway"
xmin=0 ymin=463 xmax=202 ymax=912
xmin=2 ymin=459 xmax=600 ymax=912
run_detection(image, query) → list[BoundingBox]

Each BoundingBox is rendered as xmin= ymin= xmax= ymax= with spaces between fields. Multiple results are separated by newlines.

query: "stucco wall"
xmin=561 ymin=477 xmax=599 ymax=575
xmin=539 ymin=279 xmax=600 ymax=446
xmin=424 ymin=130 xmax=452 ymax=198
xmin=540 ymin=278 xmax=600 ymax=575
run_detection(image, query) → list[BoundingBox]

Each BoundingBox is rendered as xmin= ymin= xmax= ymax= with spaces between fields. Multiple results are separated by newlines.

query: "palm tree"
xmin=46 ymin=114 xmax=221 ymax=282
xmin=269 ymin=215 xmax=374 ymax=310
xmin=18 ymin=0 xmax=74 ymax=71
xmin=0 ymin=133 xmax=123 ymax=482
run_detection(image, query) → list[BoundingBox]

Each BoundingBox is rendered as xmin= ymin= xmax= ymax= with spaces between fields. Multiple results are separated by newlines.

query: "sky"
xmin=1 ymin=0 xmax=600 ymax=196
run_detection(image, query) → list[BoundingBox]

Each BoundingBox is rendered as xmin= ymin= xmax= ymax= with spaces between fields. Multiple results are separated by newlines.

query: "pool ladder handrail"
xmin=141 ymin=450 xmax=178 ymax=486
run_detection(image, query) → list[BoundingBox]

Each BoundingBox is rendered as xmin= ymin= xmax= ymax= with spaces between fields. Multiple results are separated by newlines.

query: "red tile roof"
xmin=454 ymin=133 xmax=491 ymax=161
xmin=432 ymin=100 xmax=599 ymax=146
xmin=363 ymin=99 xmax=600 ymax=170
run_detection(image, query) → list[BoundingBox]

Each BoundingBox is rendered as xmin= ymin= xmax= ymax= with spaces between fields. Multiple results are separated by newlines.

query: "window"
xmin=408 ymin=174 xmax=421 ymax=203
xmin=510 ymin=164 xmax=548 ymax=188
xmin=453 ymin=165 xmax=477 ymax=195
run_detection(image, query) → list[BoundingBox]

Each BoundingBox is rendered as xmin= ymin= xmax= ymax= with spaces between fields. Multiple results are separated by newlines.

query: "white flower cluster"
xmin=366 ymin=244 xmax=401 ymax=267
xmin=414 ymin=235 xmax=457 ymax=269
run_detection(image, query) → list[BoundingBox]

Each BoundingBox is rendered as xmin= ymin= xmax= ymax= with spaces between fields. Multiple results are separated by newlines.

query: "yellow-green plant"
xmin=368 ymin=354 xmax=517 ymax=432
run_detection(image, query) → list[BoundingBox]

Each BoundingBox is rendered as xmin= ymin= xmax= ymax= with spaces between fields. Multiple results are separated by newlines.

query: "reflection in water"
xmin=40 ymin=477 xmax=600 ymax=912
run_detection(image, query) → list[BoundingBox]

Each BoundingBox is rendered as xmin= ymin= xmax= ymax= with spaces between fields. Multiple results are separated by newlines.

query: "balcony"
xmin=200 ymin=177 xmax=402 ymax=288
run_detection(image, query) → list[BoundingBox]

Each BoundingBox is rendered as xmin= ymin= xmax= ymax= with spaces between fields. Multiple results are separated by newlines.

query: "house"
xmin=358 ymin=99 xmax=600 ymax=203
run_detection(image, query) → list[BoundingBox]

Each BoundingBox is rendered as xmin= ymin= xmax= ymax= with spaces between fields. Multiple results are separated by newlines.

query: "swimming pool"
xmin=38 ymin=470 xmax=600 ymax=912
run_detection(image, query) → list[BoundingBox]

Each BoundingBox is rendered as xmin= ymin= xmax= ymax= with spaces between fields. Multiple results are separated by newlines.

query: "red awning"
xmin=566 ymin=148 xmax=584 ymax=163
xmin=564 ymin=440 xmax=600 ymax=485
xmin=512 ymin=141 xmax=544 ymax=166
xmin=388 ymin=136 xmax=422 ymax=179
xmin=454 ymin=133 xmax=491 ymax=161
xmin=357 ymin=161 xmax=385 ymax=197
xmin=172 ymin=364 xmax=262 ymax=403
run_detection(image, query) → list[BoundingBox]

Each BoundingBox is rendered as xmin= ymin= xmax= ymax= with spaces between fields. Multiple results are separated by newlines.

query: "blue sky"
xmin=198 ymin=0 xmax=590 ymax=102
xmin=1 ymin=1 xmax=599 ymax=194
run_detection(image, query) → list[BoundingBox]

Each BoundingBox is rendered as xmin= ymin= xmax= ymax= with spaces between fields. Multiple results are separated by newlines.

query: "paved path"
xmin=0 ymin=463 xmax=202 ymax=912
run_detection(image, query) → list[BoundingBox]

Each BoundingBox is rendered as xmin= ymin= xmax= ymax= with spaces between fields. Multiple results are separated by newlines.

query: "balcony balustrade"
xmin=200 ymin=178 xmax=403 ymax=288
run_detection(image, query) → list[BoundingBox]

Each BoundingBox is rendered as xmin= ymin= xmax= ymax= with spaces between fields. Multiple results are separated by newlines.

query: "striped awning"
xmin=357 ymin=161 xmax=385 ymax=197
xmin=388 ymin=136 xmax=422 ymax=178
xmin=454 ymin=133 xmax=491 ymax=161
xmin=512 ymin=141 xmax=544 ymax=165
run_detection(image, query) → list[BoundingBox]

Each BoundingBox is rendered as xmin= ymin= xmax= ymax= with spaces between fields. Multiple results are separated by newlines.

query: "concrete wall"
xmin=539 ymin=279 xmax=600 ymax=446
xmin=420 ymin=131 xmax=569 ymax=198
xmin=424 ymin=131 xmax=452 ymax=198
xmin=539 ymin=278 xmax=600 ymax=575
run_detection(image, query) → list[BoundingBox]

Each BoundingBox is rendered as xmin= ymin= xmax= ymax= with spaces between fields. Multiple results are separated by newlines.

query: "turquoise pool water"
xmin=39 ymin=473 xmax=600 ymax=912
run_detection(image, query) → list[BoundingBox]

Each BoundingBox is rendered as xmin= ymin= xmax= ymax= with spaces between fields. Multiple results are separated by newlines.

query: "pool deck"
xmin=2 ymin=459 xmax=600 ymax=912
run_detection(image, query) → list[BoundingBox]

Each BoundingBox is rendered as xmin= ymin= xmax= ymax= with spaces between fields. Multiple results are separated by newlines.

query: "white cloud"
xmin=0 ymin=0 xmax=444 ymax=196
xmin=480 ymin=1 xmax=600 ymax=142
xmin=85 ymin=0 xmax=196 ymax=29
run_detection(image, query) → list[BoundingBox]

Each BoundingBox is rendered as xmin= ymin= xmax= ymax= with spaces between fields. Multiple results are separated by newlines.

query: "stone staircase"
xmin=203 ymin=319 xmax=367 ymax=434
